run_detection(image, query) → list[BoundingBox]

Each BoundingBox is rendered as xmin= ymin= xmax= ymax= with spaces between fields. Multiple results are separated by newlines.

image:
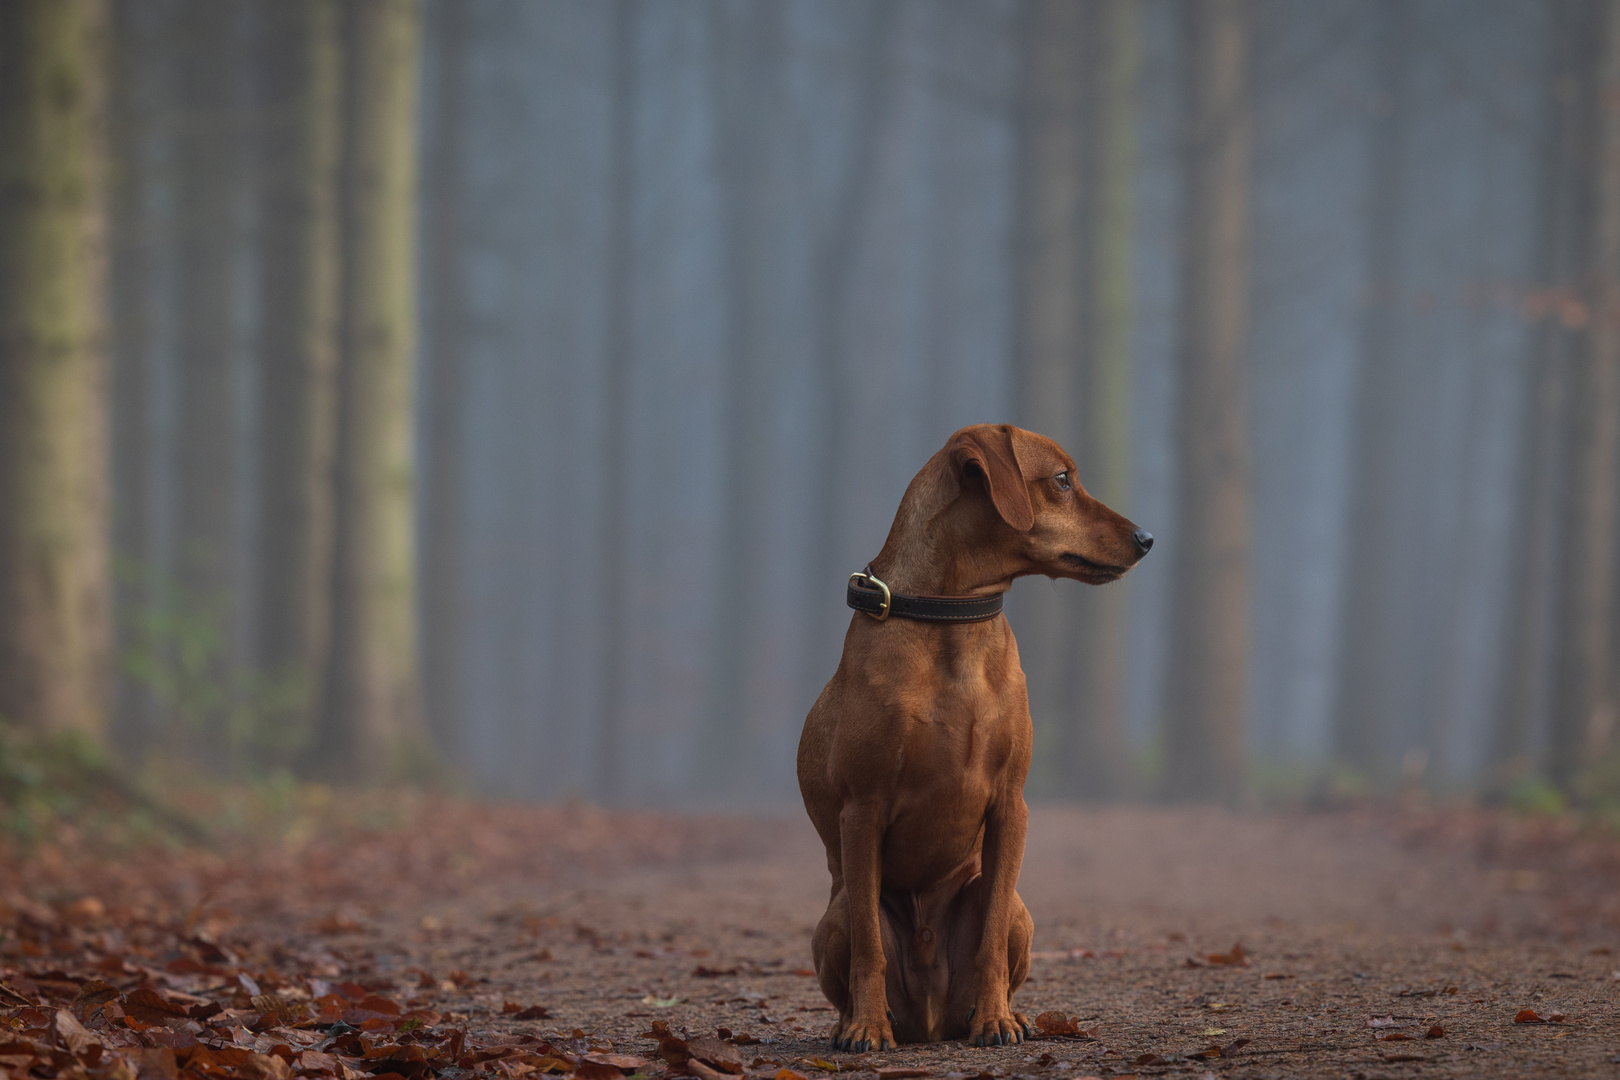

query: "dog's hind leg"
xmin=811 ymin=886 xmax=853 ymax=1044
xmin=939 ymin=874 xmax=1033 ymax=1043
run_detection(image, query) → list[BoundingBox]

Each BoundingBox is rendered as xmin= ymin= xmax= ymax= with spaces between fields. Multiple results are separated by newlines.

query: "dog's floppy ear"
xmin=947 ymin=425 xmax=1034 ymax=532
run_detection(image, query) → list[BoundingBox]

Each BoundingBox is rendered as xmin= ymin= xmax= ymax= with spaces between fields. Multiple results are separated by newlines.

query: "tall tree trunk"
xmin=171 ymin=0 xmax=242 ymax=695
xmin=1331 ymin=0 xmax=1409 ymax=785
xmin=320 ymin=0 xmax=424 ymax=780
xmin=1491 ymin=0 xmax=1595 ymax=791
xmin=0 ymin=0 xmax=111 ymax=737
xmin=1014 ymin=0 xmax=1091 ymax=797
xmin=596 ymin=0 xmax=637 ymax=799
xmin=107 ymin=0 xmax=161 ymax=757
xmin=257 ymin=0 xmax=343 ymax=760
xmin=419 ymin=0 xmax=470 ymax=760
xmin=698 ymin=0 xmax=784 ymax=795
xmin=802 ymin=4 xmax=897 ymax=719
xmin=1069 ymin=0 xmax=1141 ymax=799
xmin=1162 ymin=0 xmax=1252 ymax=802
xmin=1549 ymin=0 xmax=1620 ymax=793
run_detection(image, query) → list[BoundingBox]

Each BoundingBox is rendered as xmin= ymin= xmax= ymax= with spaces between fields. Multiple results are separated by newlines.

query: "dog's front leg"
xmin=968 ymin=794 xmax=1032 ymax=1046
xmin=835 ymin=802 xmax=894 ymax=1051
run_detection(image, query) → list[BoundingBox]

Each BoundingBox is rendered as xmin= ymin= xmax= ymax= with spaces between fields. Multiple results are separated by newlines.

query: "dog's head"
xmin=945 ymin=423 xmax=1150 ymax=585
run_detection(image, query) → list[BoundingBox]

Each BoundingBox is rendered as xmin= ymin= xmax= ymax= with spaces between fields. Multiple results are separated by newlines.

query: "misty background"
xmin=6 ymin=0 xmax=1616 ymax=810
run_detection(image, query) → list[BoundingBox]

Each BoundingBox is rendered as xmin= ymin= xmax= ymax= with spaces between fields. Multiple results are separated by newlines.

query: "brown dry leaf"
xmin=1261 ymin=972 xmax=1293 ymax=980
xmin=1514 ymin=1008 xmax=1565 ymax=1024
xmin=689 ymin=1036 xmax=744 ymax=1073
xmin=774 ymin=1070 xmax=808 ymax=1080
xmin=693 ymin=967 xmax=739 ymax=978
xmin=1033 ymin=1011 xmax=1080 ymax=1036
xmin=1424 ymin=1024 xmax=1445 ymax=1039
xmin=1378 ymin=1032 xmax=1412 ymax=1042
xmin=252 ymin=994 xmax=300 ymax=1025
xmin=641 ymin=1021 xmax=675 ymax=1041
xmin=122 ymin=987 xmax=189 ymax=1025
xmin=1205 ymin=943 xmax=1248 ymax=967
xmin=134 ymin=1046 xmax=179 ymax=1080
xmin=875 ymin=1070 xmax=930 ymax=1080
xmin=574 ymin=1062 xmax=626 ymax=1080
xmin=0 ymin=982 xmax=35 ymax=1007
xmin=1133 ymin=1052 xmax=1169 ymax=1066
xmin=688 ymin=1062 xmax=732 ymax=1080
xmin=71 ymin=978 xmax=122 ymax=1010
xmin=512 ymin=1005 xmax=551 ymax=1020
xmin=239 ymin=1051 xmax=294 ymax=1080
xmin=657 ymin=1033 xmax=694 ymax=1068
xmin=52 ymin=1007 xmax=101 ymax=1054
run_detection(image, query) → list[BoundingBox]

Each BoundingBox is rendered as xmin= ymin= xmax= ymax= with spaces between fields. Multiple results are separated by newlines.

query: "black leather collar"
xmin=846 ymin=567 xmax=1005 ymax=624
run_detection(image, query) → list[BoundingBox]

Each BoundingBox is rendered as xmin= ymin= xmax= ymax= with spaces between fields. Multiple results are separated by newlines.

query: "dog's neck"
xmin=866 ymin=451 xmax=1021 ymax=598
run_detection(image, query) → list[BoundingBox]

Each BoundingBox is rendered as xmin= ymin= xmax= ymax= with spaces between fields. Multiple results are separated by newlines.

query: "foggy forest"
xmin=6 ymin=2 xmax=1620 ymax=1078
xmin=6 ymin=0 xmax=1611 ymax=808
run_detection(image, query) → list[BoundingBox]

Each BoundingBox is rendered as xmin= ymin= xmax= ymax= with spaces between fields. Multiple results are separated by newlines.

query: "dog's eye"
xmin=1054 ymin=471 xmax=1071 ymax=492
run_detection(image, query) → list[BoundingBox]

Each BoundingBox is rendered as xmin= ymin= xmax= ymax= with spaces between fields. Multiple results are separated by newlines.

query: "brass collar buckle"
xmin=849 ymin=569 xmax=891 ymax=621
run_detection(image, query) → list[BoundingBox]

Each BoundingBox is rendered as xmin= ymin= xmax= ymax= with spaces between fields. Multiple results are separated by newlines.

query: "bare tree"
xmin=699 ymin=0 xmax=786 ymax=794
xmin=170 ymin=0 xmax=245 ymax=755
xmin=256 ymin=0 xmax=343 ymax=759
xmin=1162 ymin=0 xmax=1253 ymax=802
xmin=420 ymin=0 xmax=470 ymax=759
xmin=597 ymin=0 xmax=638 ymax=798
xmin=1491 ymin=0 xmax=1595 ymax=792
xmin=1013 ymin=0 xmax=1092 ymax=794
xmin=1332 ymin=0 xmax=1410 ymax=785
xmin=319 ymin=0 xmax=425 ymax=779
xmin=0 ymin=0 xmax=111 ymax=737
xmin=107 ymin=0 xmax=163 ymax=757
xmin=1548 ymin=0 xmax=1620 ymax=793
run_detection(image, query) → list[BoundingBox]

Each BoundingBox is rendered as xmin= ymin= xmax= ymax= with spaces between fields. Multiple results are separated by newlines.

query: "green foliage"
xmin=0 ymin=720 xmax=167 ymax=848
xmin=1574 ymin=749 xmax=1620 ymax=828
xmin=1506 ymin=777 xmax=1568 ymax=816
xmin=116 ymin=556 xmax=315 ymax=771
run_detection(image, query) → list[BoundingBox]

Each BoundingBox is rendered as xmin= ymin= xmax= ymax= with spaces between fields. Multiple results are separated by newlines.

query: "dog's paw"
xmin=967 ymin=1007 xmax=1026 ymax=1047
xmin=829 ymin=1014 xmax=894 ymax=1053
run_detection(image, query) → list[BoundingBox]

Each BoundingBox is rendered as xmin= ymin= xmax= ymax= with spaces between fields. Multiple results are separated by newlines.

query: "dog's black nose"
xmin=1132 ymin=529 xmax=1154 ymax=555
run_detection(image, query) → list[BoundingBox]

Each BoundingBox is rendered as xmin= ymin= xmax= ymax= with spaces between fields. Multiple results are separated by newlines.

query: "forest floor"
xmin=4 ymin=798 xmax=1620 ymax=1080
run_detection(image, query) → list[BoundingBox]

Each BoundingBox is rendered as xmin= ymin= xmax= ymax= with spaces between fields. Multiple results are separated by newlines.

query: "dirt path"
xmin=342 ymin=807 xmax=1620 ymax=1079
xmin=5 ymin=804 xmax=1619 ymax=1080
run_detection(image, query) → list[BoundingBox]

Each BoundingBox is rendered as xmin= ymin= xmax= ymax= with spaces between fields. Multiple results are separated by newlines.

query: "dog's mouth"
xmin=1059 ymin=552 xmax=1129 ymax=582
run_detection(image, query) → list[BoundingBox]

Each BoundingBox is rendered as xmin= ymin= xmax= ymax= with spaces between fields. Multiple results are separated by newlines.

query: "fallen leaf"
xmin=52 ymin=1007 xmax=101 ymax=1053
xmin=0 ymin=983 xmax=35 ymax=1007
xmin=1261 ymin=972 xmax=1292 ymax=980
xmin=807 ymin=1058 xmax=841 ymax=1072
xmin=1034 ymin=1011 xmax=1080 ymax=1036
xmin=1133 ymin=1053 xmax=1169 ymax=1066
xmin=1424 ymin=1025 xmax=1445 ymax=1039
xmin=643 ymin=995 xmax=685 ymax=1008
xmin=693 ymin=967 xmax=738 ymax=978
xmin=1199 ymin=1028 xmax=1226 ymax=1037
xmin=1378 ymin=1032 xmax=1412 ymax=1041
xmin=238 ymin=1052 xmax=293 ymax=1080
xmin=1382 ymin=1052 xmax=1427 ymax=1063
xmin=689 ymin=1037 xmax=743 ymax=1073
xmin=875 ymin=1070 xmax=929 ymax=1080
xmin=774 ymin=1071 xmax=808 ymax=1080
xmin=1514 ymin=1009 xmax=1565 ymax=1024
xmin=1205 ymin=943 xmax=1249 ymax=967
xmin=122 ymin=988 xmax=189 ymax=1025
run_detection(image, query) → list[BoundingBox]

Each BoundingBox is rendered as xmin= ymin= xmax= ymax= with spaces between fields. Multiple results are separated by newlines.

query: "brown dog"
xmin=797 ymin=424 xmax=1151 ymax=1050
